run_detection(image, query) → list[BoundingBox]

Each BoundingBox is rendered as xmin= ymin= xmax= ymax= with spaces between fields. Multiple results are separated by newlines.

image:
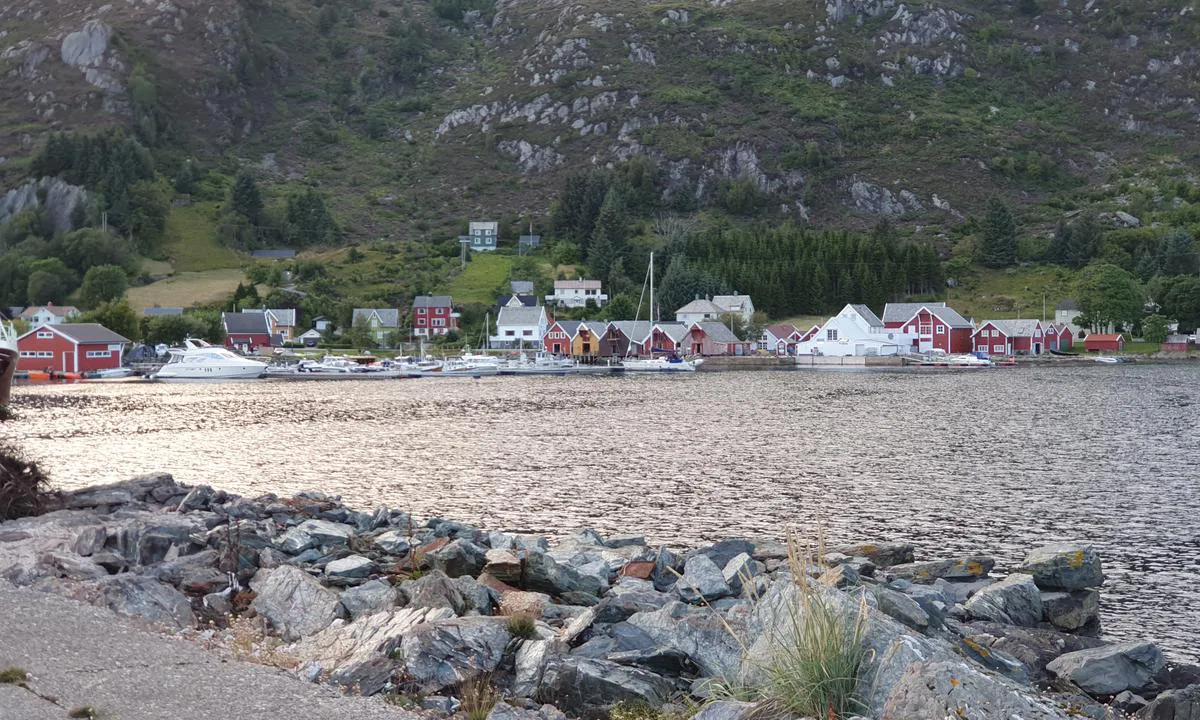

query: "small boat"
xmin=1092 ymin=356 xmax=1129 ymax=364
xmin=621 ymin=355 xmax=704 ymax=372
xmin=153 ymin=339 xmax=268 ymax=380
xmin=83 ymin=368 xmax=136 ymax=380
xmin=1049 ymin=349 xmax=1079 ymax=357
xmin=415 ymin=360 xmax=499 ymax=378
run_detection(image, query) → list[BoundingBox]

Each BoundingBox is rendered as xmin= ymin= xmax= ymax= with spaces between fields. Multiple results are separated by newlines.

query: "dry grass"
xmin=0 ymin=443 xmax=50 ymax=521
xmin=126 ymin=268 xmax=250 ymax=310
xmin=505 ymin=612 xmax=537 ymax=640
xmin=0 ymin=667 xmax=27 ymax=684
xmin=458 ymin=673 xmax=500 ymax=720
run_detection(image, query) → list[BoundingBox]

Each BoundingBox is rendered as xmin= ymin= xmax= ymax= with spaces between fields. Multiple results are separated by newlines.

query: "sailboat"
xmin=620 ymin=252 xmax=703 ymax=373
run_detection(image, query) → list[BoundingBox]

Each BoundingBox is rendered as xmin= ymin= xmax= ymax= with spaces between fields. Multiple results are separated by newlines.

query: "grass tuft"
xmin=505 ymin=612 xmax=537 ymax=640
xmin=67 ymin=707 xmax=97 ymax=719
xmin=459 ymin=673 xmax=500 ymax=720
xmin=0 ymin=667 xmax=27 ymax=684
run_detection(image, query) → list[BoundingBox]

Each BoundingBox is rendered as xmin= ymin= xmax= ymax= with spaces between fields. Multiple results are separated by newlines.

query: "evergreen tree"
xmin=1047 ymin=220 xmax=1070 ymax=265
xmin=1065 ymin=213 xmax=1101 ymax=268
xmin=286 ymin=189 xmax=336 ymax=246
xmin=588 ymin=188 xmax=626 ymax=282
xmin=79 ymin=265 xmax=128 ymax=309
xmin=1160 ymin=230 xmax=1199 ymax=276
xmin=229 ymin=171 xmax=264 ymax=225
xmin=981 ymin=198 xmax=1017 ymax=268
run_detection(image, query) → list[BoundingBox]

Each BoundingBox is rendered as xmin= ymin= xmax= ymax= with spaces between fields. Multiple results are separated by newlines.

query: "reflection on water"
xmin=3 ymin=365 xmax=1199 ymax=660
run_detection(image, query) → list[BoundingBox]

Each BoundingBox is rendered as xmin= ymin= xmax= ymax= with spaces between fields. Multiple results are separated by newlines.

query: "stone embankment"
xmin=2 ymin=474 xmax=1198 ymax=720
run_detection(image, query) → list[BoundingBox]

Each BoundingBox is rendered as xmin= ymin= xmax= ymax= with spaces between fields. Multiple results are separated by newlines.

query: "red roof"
xmin=1086 ymin=333 xmax=1123 ymax=342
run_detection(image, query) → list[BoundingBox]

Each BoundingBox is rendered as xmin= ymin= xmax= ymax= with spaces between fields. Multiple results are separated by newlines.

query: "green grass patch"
xmin=126 ymin=268 xmax=250 ymax=310
xmin=1122 ymin=341 xmax=1162 ymax=355
xmin=946 ymin=265 xmax=1079 ymax=322
xmin=0 ymin=667 xmax=27 ymax=684
xmin=439 ymin=253 xmax=513 ymax=304
xmin=162 ymin=203 xmax=243 ymax=272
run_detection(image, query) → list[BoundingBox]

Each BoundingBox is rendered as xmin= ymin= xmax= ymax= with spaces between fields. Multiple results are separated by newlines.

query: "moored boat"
xmin=153 ymin=339 xmax=267 ymax=380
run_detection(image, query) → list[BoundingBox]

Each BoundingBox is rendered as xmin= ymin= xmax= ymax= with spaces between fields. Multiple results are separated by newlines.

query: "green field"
xmin=945 ymin=266 xmax=1079 ymax=323
xmin=440 ymin=253 xmax=514 ymax=305
xmin=126 ymin=268 xmax=249 ymax=310
xmin=162 ymin=203 xmax=243 ymax=272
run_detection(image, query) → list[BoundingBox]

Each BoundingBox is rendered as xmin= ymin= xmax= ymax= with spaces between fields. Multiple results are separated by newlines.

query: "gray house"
xmin=351 ymin=308 xmax=401 ymax=344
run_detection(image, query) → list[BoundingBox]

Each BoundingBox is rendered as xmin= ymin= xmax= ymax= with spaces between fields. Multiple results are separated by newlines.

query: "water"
xmin=3 ymin=365 xmax=1199 ymax=661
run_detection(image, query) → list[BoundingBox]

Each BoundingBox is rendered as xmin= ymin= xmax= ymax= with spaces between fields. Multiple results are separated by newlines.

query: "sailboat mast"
xmin=649 ymin=252 xmax=655 ymax=323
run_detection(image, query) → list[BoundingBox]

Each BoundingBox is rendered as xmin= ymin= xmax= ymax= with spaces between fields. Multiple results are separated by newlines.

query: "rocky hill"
xmin=3 ymin=0 xmax=1198 ymax=238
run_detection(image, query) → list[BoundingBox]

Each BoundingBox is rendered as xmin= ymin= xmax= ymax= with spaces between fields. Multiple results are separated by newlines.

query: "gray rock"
xmin=1115 ymin=211 xmax=1142 ymax=228
xmin=100 ymin=575 xmax=195 ymax=629
xmin=676 ymin=554 xmax=731 ymax=603
xmin=515 ymin=638 xmax=562 ymax=697
xmin=873 ymin=586 xmax=929 ymax=631
xmin=372 ymin=530 xmax=411 ymax=555
xmin=1136 ymin=683 xmax=1200 ymax=720
xmin=836 ymin=542 xmax=914 ymax=568
xmin=652 ymin=545 xmax=680 ymax=592
xmin=962 ymin=622 xmax=1107 ymax=684
xmin=605 ymin=534 xmax=646 ymax=549
xmin=451 ymin=575 xmax=495 ymax=616
xmin=276 ymin=520 xmax=354 ymax=555
xmin=421 ymin=695 xmax=462 ymax=715
xmin=692 ymin=540 xmax=754 ymax=570
xmin=1042 ymin=589 xmax=1100 ymax=632
xmin=61 ymin=21 xmax=111 ymax=67
xmin=427 ymin=539 xmax=487 ymax=579
xmin=523 ymin=552 xmax=603 ymax=599
xmin=888 ymin=555 xmax=994 ymax=583
xmin=340 ymin=579 xmax=398 ymax=619
xmin=399 ymin=570 xmax=481 ymax=615
xmin=40 ymin=551 xmax=108 ymax=580
xmin=963 ymin=573 xmax=1043 ymax=627
xmin=0 ymin=177 xmax=89 ymax=234
xmin=594 ymin=591 xmax=670 ymax=624
xmin=483 ymin=549 xmax=522 ymax=585
xmin=956 ymin=635 xmax=1029 ymax=684
xmin=136 ymin=524 xmax=196 ymax=566
xmin=177 ymin=485 xmax=215 ymax=512
xmin=933 ymin=577 xmax=993 ymax=604
xmin=1046 ymin=641 xmax=1165 ymax=695
xmin=608 ymin=647 xmax=694 ymax=675
xmin=722 ymin=553 xmax=763 ymax=594
xmin=538 ymin=656 xmax=674 ymax=713
xmin=396 ymin=617 xmax=511 ymax=692
xmin=626 ymin=602 xmax=742 ymax=679
xmin=690 ymin=700 xmax=757 ymax=720
xmin=881 ymin=660 xmax=1069 ymax=719
xmin=250 ymin=565 xmax=341 ymax=641
xmin=325 ymin=555 xmax=376 ymax=581
xmin=1018 ymin=544 xmax=1104 ymax=591
xmin=819 ymin=563 xmax=861 ymax=589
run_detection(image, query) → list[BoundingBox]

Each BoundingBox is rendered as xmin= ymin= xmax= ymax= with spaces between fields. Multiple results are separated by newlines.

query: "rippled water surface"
xmin=3 ymin=365 xmax=1199 ymax=659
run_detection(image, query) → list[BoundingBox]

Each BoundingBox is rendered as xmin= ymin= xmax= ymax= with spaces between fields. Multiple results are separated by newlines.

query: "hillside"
xmin=1 ymin=0 xmax=1199 ymax=329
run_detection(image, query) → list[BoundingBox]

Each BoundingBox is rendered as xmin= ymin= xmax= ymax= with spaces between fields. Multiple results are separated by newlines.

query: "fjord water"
xmin=5 ymin=365 xmax=1199 ymax=660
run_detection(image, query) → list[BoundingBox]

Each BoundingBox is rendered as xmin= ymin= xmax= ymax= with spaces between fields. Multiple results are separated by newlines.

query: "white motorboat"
xmin=153 ymin=339 xmax=267 ymax=380
xmin=1093 ymin=356 xmax=1128 ymax=364
xmin=414 ymin=360 xmax=499 ymax=378
xmin=947 ymin=354 xmax=993 ymax=367
xmin=0 ymin=320 xmax=16 ymax=354
xmin=621 ymin=356 xmax=704 ymax=372
xmin=83 ymin=367 xmax=136 ymax=379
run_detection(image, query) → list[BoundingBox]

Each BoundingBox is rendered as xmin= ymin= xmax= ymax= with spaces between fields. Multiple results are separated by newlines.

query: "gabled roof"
xmin=223 ymin=312 xmax=270 ymax=335
xmin=1055 ymin=300 xmax=1080 ymax=311
xmin=510 ymin=280 xmax=534 ymax=294
xmin=23 ymin=323 xmax=130 ymax=345
xmin=765 ymin=323 xmax=801 ymax=340
xmin=496 ymin=305 xmax=547 ymax=327
xmin=413 ymin=295 xmax=452 ymax=309
xmin=712 ymin=295 xmax=752 ymax=311
xmin=654 ymin=322 xmax=690 ymax=343
xmin=1085 ymin=333 xmax=1125 ymax=342
xmin=469 ymin=221 xmax=498 ymax=232
xmin=976 ymin=319 xmax=1042 ymax=337
xmin=498 ymin=294 xmax=538 ymax=308
xmin=609 ymin=321 xmax=654 ymax=343
xmin=579 ymin=320 xmax=608 ymax=337
xmin=675 ymin=299 xmax=725 ymax=316
xmin=21 ymin=305 xmax=78 ymax=318
xmin=885 ymin=302 xmax=973 ymax=329
xmin=266 ymin=308 xmax=297 ymax=326
xmin=352 ymin=308 xmax=400 ymax=328
xmin=554 ymin=279 xmax=602 ymax=290
xmin=848 ymin=304 xmax=884 ymax=328
xmin=553 ymin=320 xmax=583 ymax=337
xmin=143 ymin=307 xmax=184 ymax=317
xmin=694 ymin=321 xmax=740 ymax=344
xmin=297 ymin=328 xmax=323 ymax=338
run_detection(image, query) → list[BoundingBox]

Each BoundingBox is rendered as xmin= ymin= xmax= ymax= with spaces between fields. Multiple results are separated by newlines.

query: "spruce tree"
xmin=981 ymin=198 xmax=1017 ymax=268
xmin=588 ymin=188 xmax=626 ymax=282
xmin=230 ymin=171 xmax=263 ymax=225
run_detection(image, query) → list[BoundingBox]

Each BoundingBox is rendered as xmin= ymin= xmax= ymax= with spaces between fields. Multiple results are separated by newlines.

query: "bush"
xmin=0 ymin=443 xmax=51 ymax=521
xmin=458 ymin=674 xmax=499 ymax=720
xmin=505 ymin=613 xmax=537 ymax=639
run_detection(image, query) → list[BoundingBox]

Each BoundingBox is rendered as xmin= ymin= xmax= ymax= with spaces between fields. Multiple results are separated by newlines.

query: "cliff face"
xmin=2 ymin=0 xmax=1198 ymax=235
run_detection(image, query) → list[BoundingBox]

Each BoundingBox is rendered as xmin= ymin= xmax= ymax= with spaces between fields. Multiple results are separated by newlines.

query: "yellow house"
xmin=570 ymin=321 xmax=607 ymax=358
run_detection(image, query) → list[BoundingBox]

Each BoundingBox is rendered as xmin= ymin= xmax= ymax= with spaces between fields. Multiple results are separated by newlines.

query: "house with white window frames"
xmin=794 ymin=304 xmax=915 ymax=357
xmin=351 ymin=308 xmax=401 ymax=343
xmin=546 ymin=279 xmax=607 ymax=308
xmin=461 ymin=221 xmax=498 ymax=252
xmin=489 ymin=305 xmax=549 ymax=349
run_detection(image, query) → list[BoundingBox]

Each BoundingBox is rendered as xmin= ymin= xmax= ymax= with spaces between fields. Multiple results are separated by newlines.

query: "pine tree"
xmin=981 ymin=198 xmax=1017 ymax=268
xmin=1047 ymin=220 xmax=1070 ymax=265
xmin=230 ymin=171 xmax=263 ymax=225
xmin=1066 ymin=213 xmax=1101 ymax=268
xmin=588 ymin=188 xmax=626 ymax=282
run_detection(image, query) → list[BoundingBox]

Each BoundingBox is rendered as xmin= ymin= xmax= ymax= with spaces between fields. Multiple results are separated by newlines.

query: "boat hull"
xmin=154 ymin=366 xmax=266 ymax=380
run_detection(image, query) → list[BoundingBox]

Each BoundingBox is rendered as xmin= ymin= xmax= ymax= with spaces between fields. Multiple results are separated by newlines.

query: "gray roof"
xmin=675 ymin=299 xmax=725 ymax=316
xmin=694 ymin=321 xmax=740 ymax=344
xmin=352 ymin=308 xmax=400 ymax=328
xmin=555 ymin=320 xmax=583 ymax=337
xmin=498 ymin=294 xmax=538 ymax=308
xmin=978 ymin=319 xmax=1042 ymax=337
xmin=580 ymin=320 xmax=608 ymax=336
xmin=654 ymin=322 xmax=690 ymax=343
xmin=1056 ymin=300 xmax=1080 ymax=311
xmin=250 ymin=249 xmax=296 ymax=259
xmin=223 ymin=312 xmax=270 ymax=335
xmin=609 ymin=321 xmax=654 ymax=342
xmin=496 ymin=305 xmax=547 ymax=326
xmin=882 ymin=302 xmax=972 ymax=328
xmin=850 ymin=304 xmax=884 ymax=328
xmin=266 ymin=308 xmax=297 ymax=326
xmin=51 ymin=323 xmax=131 ymax=344
xmin=510 ymin=281 xmax=534 ymax=294
xmin=143 ymin=307 xmax=184 ymax=317
xmin=412 ymin=295 xmax=452 ymax=309
xmin=712 ymin=294 xmax=752 ymax=310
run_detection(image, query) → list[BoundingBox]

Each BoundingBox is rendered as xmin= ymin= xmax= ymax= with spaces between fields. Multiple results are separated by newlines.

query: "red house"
xmin=972 ymin=319 xmax=1045 ymax=356
xmin=1163 ymin=335 xmax=1193 ymax=352
xmin=222 ymin=312 xmax=272 ymax=353
xmin=1044 ymin=323 xmax=1074 ymax=351
xmin=883 ymin=303 xmax=974 ymax=354
xmin=690 ymin=322 xmax=753 ymax=356
xmin=412 ymin=295 xmax=457 ymax=337
xmin=16 ymin=323 xmax=130 ymax=373
xmin=1084 ymin=333 xmax=1125 ymax=353
xmin=762 ymin=323 xmax=804 ymax=355
xmin=543 ymin=320 xmax=579 ymax=356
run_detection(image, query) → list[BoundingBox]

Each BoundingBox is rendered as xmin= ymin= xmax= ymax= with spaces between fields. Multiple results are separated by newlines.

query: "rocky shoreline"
xmin=2 ymin=474 xmax=1198 ymax=720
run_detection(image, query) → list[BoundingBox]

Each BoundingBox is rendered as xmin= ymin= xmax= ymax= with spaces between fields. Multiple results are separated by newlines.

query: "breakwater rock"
xmin=1 ymin=474 xmax=1198 ymax=719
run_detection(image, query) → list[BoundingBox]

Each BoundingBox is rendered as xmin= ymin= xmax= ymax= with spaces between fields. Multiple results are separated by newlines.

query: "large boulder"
xmin=395 ymin=617 xmax=511 ymax=693
xmin=887 ymin=556 xmax=994 ymax=583
xmin=881 ymin=660 xmax=1070 ymax=719
xmin=250 ymin=566 xmax=341 ymax=641
xmin=676 ymin=555 xmax=731 ymax=603
xmin=538 ymin=656 xmax=675 ymax=713
xmin=100 ymin=575 xmax=195 ymax=629
xmin=626 ymin=601 xmax=743 ymax=679
xmin=963 ymin=622 xmax=1107 ymax=684
xmin=399 ymin=570 xmax=492 ymax=616
xmin=427 ymin=539 xmax=487 ymax=579
xmin=836 ymin=542 xmax=914 ymax=568
xmin=594 ymin=590 xmax=670 ymax=624
xmin=1018 ymin=544 xmax=1104 ymax=591
xmin=1042 ymin=589 xmax=1100 ymax=632
xmin=873 ymin=586 xmax=930 ymax=631
xmin=1046 ymin=641 xmax=1165 ymax=695
xmin=1137 ymin=683 xmax=1200 ymax=720
xmin=963 ymin=573 xmax=1043 ymax=627
xmin=276 ymin=520 xmax=354 ymax=555
xmin=691 ymin=540 xmax=755 ymax=570
xmin=340 ymin=579 xmax=399 ymax=619
xmin=523 ymin=552 xmax=603 ymax=599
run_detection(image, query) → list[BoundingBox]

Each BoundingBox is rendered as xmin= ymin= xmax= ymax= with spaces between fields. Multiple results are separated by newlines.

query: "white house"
xmin=712 ymin=295 xmax=755 ymax=325
xmin=20 ymin=304 xmax=80 ymax=327
xmin=795 ymin=304 xmax=914 ymax=357
xmin=351 ymin=308 xmax=401 ymax=344
xmin=245 ymin=308 xmax=298 ymax=342
xmin=490 ymin=305 xmax=549 ymax=349
xmin=462 ymin=221 xmax=498 ymax=252
xmin=546 ymin=279 xmax=607 ymax=308
xmin=675 ymin=299 xmax=726 ymax=325
xmin=297 ymin=328 xmax=322 ymax=347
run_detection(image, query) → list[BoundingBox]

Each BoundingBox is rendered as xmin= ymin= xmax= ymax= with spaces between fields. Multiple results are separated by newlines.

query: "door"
xmin=62 ymin=351 xmax=74 ymax=373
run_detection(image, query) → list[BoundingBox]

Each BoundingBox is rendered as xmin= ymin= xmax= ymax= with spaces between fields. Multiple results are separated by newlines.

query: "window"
xmin=919 ymin=323 xmax=932 ymax=335
xmin=936 ymin=325 xmax=945 ymax=334
xmin=433 ymin=318 xmax=445 ymax=327
xmin=523 ymin=330 xmax=532 ymax=336
xmin=37 ymin=351 xmax=52 ymax=358
xmin=417 ymin=308 xmax=426 ymax=314
xmin=505 ymin=330 xmax=515 ymax=336
xmin=826 ymin=329 xmax=838 ymax=341
xmin=19 ymin=351 xmax=34 ymax=358
xmin=37 ymin=331 xmax=53 ymax=339
xmin=85 ymin=350 xmax=111 ymax=358
xmin=993 ymin=344 xmax=1004 ymax=354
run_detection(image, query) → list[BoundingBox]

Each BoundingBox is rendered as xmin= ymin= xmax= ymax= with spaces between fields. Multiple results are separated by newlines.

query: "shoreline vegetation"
xmin=2 ymin=470 xmax=1199 ymax=719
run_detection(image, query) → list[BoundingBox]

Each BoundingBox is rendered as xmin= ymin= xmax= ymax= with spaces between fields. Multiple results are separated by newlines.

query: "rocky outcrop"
xmin=250 ymin=566 xmax=342 ymax=642
xmin=1047 ymin=641 xmax=1165 ymax=695
xmin=1018 ymin=544 xmax=1105 ymax=591
xmin=0 ymin=177 xmax=88 ymax=233
xmin=963 ymin=573 xmax=1043 ymax=627
xmin=881 ymin=659 xmax=1069 ymax=719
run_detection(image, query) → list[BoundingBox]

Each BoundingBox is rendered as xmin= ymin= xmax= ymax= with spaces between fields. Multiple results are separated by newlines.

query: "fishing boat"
xmin=153 ymin=339 xmax=267 ymax=380
xmin=620 ymin=252 xmax=703 ymax=373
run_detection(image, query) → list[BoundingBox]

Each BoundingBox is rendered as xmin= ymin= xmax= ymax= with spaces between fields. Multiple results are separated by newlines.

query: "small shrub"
xmin=0 ymin=667 xmax=27 ymax=684
xmin=505 ymin=613 xmax=537 ymax=640
xmin=0 ymin=443 xmax=50 ymax=521
xmin=458 ymin=673 xmax=500 ymax=720
xmin=68 ymin=708 xmax=97 ymax=719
